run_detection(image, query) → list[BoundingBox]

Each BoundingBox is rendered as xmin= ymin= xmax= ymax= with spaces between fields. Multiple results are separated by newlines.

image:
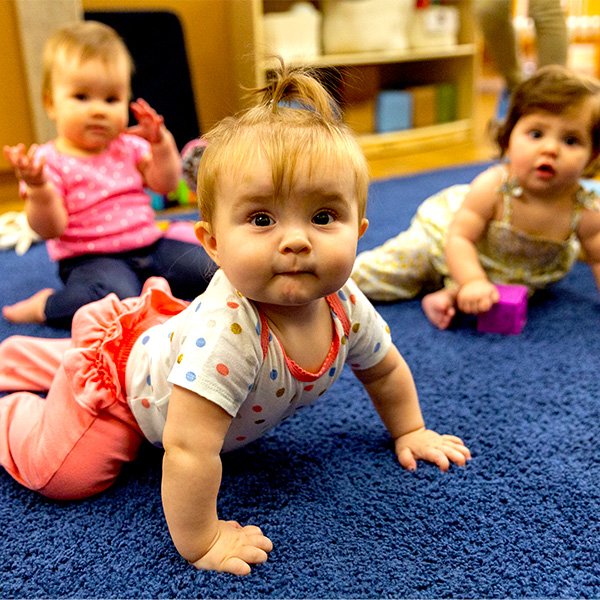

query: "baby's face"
xmin=200 ymin=153 xmax=368 ymax=308
xmin=507 ymin=103 xmax=594 ymax=194
xmin=45 ymin=51 xmax=130 ymax=155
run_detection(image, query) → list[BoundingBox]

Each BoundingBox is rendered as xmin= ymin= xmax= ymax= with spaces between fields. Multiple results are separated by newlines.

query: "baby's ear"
xmin=359 ymin=218 xmax=369 ymax=239
xmin=195 ymin=221 xmax=220 ymax=265
xmin=43 ymin=93 xmax=55 ymax=119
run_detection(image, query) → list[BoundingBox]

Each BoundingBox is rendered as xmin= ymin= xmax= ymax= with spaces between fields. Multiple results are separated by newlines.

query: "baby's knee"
xmin=87 ymin=279 xmax=141 ymax=303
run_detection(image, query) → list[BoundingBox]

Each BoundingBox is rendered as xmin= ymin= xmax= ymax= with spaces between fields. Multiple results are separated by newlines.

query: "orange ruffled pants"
xmin=0 ymin=278 xmax=188 ymax=500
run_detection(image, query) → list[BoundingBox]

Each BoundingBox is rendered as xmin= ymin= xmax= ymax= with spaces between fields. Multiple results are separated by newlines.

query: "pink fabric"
xmin=0 ymin=337 xmax=69 ymax=391
xmin=0 ymin=277 xmax=188 ymax=500
xmin=163 ymin=221 xmax=202 ymax=245
xmin=23 ymin=134 xmax=163 ymax=261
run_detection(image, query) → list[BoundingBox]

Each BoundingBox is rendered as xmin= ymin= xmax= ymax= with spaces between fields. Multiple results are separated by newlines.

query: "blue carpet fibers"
xmin=2 ymin=161 xmax=600 ymax=598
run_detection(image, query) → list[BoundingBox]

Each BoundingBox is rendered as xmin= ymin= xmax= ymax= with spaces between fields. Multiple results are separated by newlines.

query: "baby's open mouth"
xmin=538 ymin=164 xmax=554 ymax=173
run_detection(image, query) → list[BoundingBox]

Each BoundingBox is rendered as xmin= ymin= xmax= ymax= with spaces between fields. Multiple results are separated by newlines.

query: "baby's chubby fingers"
xmin=476 ymin=292 xmax=498 ymax=314
xmin=129 ymin=98 xmax=164 ymax=143
xmin=397 ymin=446 xmax=418 ymax=472
xmin=395 ymin=429 xmax=471 ymax=472
xmin=190 ymin=520 xmax=273 ymax=576
xmin=397 ymin=445 xmax=451 ymax=472
xmin=422 ymin=436 xmax=471 ymax=470
xmin=130 ymin=98 xmax=163 ymax=124
xmin=220 ymin=537 xmax=272 ymax=577
xmin=440 ymin=443 xmax=471 ymax=467
xmin=439 ymin=434 xmax=471 ymax=463
xmin=26 ymin=143 xmax=39 ymax=160
xmin=240 ymin=524 xmax=274 ymax=551
xmin=131 ymin=97 xmax=154 ymax=115
xmin=237 ymin=536 xmax=272 ymax=566
xmin=3 ymin=143 xmax=25 ymax=166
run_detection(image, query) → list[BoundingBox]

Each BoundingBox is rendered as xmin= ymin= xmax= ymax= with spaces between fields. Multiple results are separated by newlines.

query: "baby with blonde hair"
xmin=0 ymin=63 xmax=469 ymax=575
xmin=3 ymin=20 xmax=213 ymax=328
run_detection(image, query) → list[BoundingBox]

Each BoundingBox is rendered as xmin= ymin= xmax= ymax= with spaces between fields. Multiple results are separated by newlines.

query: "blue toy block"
xmin=376 ymin=90 xmax=413 ymax=133
xmin=477 ymin=284 xmax=528 ymax=335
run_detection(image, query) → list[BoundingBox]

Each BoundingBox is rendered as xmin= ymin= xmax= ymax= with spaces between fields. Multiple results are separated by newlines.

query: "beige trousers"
xmin=476 ymin=0 xmax=568 ymax=90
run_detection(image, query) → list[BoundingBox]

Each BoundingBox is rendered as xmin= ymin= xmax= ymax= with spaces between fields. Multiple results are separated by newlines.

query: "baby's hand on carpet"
xmin=190 ymin=520 xmax=273 ymax=576
xmin=394 ymin=428 xmax=471 ymax=472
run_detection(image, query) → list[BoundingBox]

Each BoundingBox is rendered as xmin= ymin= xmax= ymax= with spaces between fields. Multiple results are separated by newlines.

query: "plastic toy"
xmin=148 ymin=179 xmax=195 ymax=212
xmin=181 ymin=137 xmax=208 ymax=193
xmin=477 ymin=283 xmax=528 ymax=335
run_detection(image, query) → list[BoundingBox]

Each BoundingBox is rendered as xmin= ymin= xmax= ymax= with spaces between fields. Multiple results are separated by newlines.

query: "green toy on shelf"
xmin=148 ymin=179 xmax=196 ymax=211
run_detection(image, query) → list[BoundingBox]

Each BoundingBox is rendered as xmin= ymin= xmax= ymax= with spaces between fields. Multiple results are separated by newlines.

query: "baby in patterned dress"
xmin=352 ymin=66 xmax=600 ymax=329
xmin=2 ymin=21 xmax=213 ymax=328
xmin=0 ymin=63 xmax=470 ymax=575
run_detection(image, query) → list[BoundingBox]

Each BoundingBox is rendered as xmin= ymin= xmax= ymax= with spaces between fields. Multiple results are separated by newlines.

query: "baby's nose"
xmin=280 ymin=227 xmax=311 ymax=253
xmin=89 ymin=100 xmax=107 ymax=116
xmin=541 ymin=137 xmax=559 ymax=154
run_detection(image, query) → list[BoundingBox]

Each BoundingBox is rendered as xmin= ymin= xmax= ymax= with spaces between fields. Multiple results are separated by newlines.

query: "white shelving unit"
xmin=227 ymin=0 xmax=478 ymax=158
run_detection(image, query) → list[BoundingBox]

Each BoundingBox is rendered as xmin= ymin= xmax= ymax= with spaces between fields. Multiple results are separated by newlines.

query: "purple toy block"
xmin=477 ymin=284 xmax=528 ymax=335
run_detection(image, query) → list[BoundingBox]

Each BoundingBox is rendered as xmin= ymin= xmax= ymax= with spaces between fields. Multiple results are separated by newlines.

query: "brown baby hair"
xmin=495 ymin=65 xmax=600 ymax=174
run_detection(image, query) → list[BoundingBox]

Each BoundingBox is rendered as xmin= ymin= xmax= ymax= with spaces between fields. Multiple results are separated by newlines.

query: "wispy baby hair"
xmin=42 ymin=20 xmax=133 ymax=101
xmin=196 ymin=59 xmax=369 ymax=226
xmin=495 ymin=65 xmax=600 ymax=173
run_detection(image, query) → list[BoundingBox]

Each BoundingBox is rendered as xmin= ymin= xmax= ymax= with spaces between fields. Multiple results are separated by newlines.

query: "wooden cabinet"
xmin=0 ymin=0 xmax=35 ymax=208
xmin=227 ymin=0 xmax=478 ymax=159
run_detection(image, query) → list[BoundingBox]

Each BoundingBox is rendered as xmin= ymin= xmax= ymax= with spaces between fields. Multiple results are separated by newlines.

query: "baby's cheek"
xmin=326 ymin=251 xmax=357 ymax=284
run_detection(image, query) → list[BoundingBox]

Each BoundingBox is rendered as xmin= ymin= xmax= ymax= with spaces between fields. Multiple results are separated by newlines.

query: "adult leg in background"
xmin=476 ymin=0 xmax=567 ymax=88
xmin=529 ymin=0 xmax=568 ymax=69
xmin=475 ymin=0 xmax=522 ymax=91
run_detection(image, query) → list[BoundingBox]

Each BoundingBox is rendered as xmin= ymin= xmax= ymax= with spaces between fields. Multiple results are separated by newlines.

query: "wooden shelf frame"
xmin=228 ymin=0 xmax=479 ymax=158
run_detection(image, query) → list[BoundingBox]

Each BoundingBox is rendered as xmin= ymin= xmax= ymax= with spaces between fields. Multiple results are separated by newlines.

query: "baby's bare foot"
xmin=421 ymin=289 xmax=457 ymax=330
xmin=3 ymin=288 xmax=53 ymax=324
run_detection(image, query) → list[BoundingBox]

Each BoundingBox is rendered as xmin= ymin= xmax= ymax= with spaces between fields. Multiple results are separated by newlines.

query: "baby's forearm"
xmin=356 ymin=346 xmax=425 ymax=440
xmin=162 ymin=446 xmax=222 ymax=563
xmin=24 ymin=182 xmax=68 ymax=239
xmin=144 ymin=129 xmax=181 ymax=194
xmin=445 ymin=235 xmax=487 ymax=287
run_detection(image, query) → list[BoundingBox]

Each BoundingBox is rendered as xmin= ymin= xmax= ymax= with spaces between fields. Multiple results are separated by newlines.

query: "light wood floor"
xmin=0 ymin=91 xmax=499 ymax=214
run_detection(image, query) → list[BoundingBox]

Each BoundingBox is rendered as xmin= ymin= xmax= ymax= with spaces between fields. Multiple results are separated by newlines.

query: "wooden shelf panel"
xmin=359 ymin=119 xmax=474 ymax=159
xmin=229 ymin=0 xmax=477 ymax=155
xmin=260 ymin=44 xmax=477 ymax=70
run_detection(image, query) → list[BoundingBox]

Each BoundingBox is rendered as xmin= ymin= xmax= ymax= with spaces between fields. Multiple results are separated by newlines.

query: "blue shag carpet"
xmin=2 ymin=161 xmax=600 ymax=599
